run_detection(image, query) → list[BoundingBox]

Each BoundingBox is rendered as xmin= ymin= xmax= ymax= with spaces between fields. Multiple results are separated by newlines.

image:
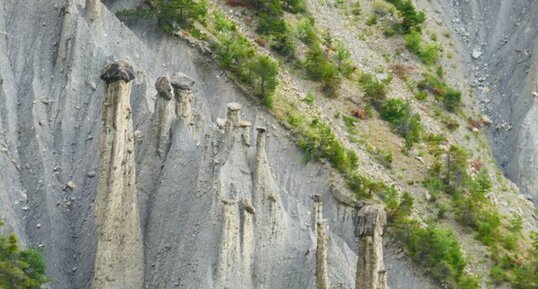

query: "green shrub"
xmin=380 ymin=99 xmax=422 ymax=148
xmin=384 ymin=0 xmax=425 ymax=34
xmin=282 ymin=0 xmax=306 ymax=13
xmin=380 ymin=98 xmax=410 ymax=125
xmin=394 ymin=219 xmax=469 ymax=288
xmin=297 ymin=119 xmax=355 ymax=173
xmin=415 ymin=90 xmax=427 ymax=101
xmin=510 ymin=216 xmax=523 ymax=233
xmin=359 ymin=73 xmax=388 ymax=108
xmin=0 ymin=222 xmax=48 ymax=289
xmin=213 ymin=34 xmax=256 ymax=81
xmin=443 ymin=88 xmax=462 ymax=112
xmin=335 ymin=41 xmax=354 ymax=77
xmin=372 ymin=0 xmax=396 ymax=16
xmin=250 ymin=55 xmax=279 ymax=107
xmin=418 ymin=73 xmax=462 ymax=112
xmin=304 ymin=44 xmax=341 ymax=95
xmin=256 ymin=13 xmax=295 ymax=57
xmin=366 ymin=14 xmax=378 ymax=25
xmin=420 ymin=44 xmax=441 ymax=65
xmin=444 ymin=145 xmax=469 ymax=193
xmin=351 ymin=2 xmax=361 ymax=15
xmin=381 ymin=186 xmax=400 ymax=212
xmin=404 ymin=30 xmax=421 ymax=54
xmin=297 ymin=17 xmax=319 ymax=46
xmin=512 ymin=232 xmax=538 ymax=289
xmin=212 ymin=10 xmax=237 ymax=32
xmin=118 ymin=0 xmax=208 ymax=32
xmin=399 ymin=191 xmax=414 ymax=216
xmin=404 ymin=31 xmax=440 ymax=65
xmin=458 ymin=275 xmax=479 ymax=289
xmin=211 ymin=15 xmax=280 ymax=106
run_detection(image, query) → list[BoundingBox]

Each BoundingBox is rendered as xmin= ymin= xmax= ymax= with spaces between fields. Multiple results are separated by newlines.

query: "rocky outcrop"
xmin=355 ymin=205 xmax=388 ymax=289
xmin=92 ymin=61 xmax=143 ymax=289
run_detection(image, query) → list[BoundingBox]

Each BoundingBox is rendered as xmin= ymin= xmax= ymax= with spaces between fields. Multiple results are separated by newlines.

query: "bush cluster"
xmin=380 ymin=99 xmax=422 ymax=148
xmin=384 ymin=189 xmax=477 ymax=289
xmin=418 ymin=73 xmax=462 ymax=112
xmin=211 ymin=11 xmax=279 ymax=107
xmin=404 ymin=31 xmax=441 ymax=65
xmin=422 ymin=146 xmax=506 ymax=246
xmin=304 ymin=44 xmax=341 ymax=96
xmin=358 ymin=74 xmax=422 ymax=148
xmin=297 ymin=118 xmax=358 ymax=173
xmin=118 ymin=0 xmax=208 ymax=33
xmin=384 ymin=0 xmax=425 ymax=34
xmin=359 ymin=73 xmax=388 ymax=108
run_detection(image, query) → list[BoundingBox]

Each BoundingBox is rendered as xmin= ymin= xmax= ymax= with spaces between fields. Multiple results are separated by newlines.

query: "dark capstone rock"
xmin=100 ymin=60 xmax=135 ymax=84
xmin=170 ymin=72 xmax=195 ymax=90
xmin=155 ymin=76 xmax=173 ymax=100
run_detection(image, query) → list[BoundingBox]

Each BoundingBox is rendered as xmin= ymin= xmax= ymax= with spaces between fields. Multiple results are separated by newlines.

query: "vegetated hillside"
xmin=0 ymin=0 xmax=536 ymax=289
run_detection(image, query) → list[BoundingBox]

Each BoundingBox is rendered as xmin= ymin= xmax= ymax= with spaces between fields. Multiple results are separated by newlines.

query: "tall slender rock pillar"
xmin=355 ymin=205 xmax=388 ymax=289
xmin=153 ymin=76 xmax=175 ymax=157
xmin=314 ymin=195 xmax=330 ymax=289
xmin=92 ymin=61 xmax=143 ymax=289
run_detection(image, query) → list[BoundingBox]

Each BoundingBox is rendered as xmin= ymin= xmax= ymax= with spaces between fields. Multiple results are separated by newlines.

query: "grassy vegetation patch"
xmin=418 ymin=73 xmax=462 ymax=112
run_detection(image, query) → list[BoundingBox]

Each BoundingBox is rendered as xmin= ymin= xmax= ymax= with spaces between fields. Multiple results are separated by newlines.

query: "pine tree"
xmin=0 ymin=222 xmax=48 ymax=289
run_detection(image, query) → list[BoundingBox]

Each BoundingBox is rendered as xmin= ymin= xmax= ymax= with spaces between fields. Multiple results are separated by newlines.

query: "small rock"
xmin=22 ymin=206 xmax=29 ymax=211
xmin=471 ymin=48 xmax=482 ymax=59
xmin=480 ymin=115 xmax=492 ymax=126
xmin=216 ymin=118 xmax=226 ymax=129
xmin=532 ymin=91 xmax=538 ymax=98
xmin=66 ymin=181 xmax=77 ymax=190
xmin=424 ymin=191 xmax=431 ymax=201
xmin=71 ymin=266 xmax=78 ymax=272
xmin=87 ymin=171 xmax=97 ymax=178
xmin=36 ymin=223 xmax=41 ymax=229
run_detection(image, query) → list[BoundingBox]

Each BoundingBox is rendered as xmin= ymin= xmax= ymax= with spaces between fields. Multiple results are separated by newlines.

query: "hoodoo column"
xmin=92 ymin=61 xmax=143 ymax=289
xmin=355 ymin=205 xmax=388 ymax=289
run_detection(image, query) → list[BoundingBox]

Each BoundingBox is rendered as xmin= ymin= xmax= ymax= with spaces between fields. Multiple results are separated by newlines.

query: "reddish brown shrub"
xmin=470 ymin=159 xmax=483 ymax=171
xmin=390 ymin=64 xmax=413 ymax=80
xmin=351 ymin=108 xmax=366 ymax=120
xmin=467 ymin=117 xmax=482 ymax=130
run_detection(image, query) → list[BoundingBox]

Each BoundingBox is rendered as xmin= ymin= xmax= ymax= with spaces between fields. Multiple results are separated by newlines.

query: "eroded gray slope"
xmin=0 ymin=0 xmax=439 ymax=288
xmin=432 ymin=0 xmax=538 ymax=203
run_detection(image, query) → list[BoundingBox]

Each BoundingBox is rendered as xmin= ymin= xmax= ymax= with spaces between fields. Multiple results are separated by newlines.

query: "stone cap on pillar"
xmin=239 ymin=121 xmax=252 ymax=128
xmin=227 ymin=102 xmax=242 ymax=111
xmin=100 ymin=60 xmax=135 ymax=84
xmin=226 ymin=103 xmax=242 ymax=128
xmin=356 ymin=204 xmax=387 ymax=237
xmin=170 ymin=72 xmax=195 ymax=90
xmin=155 ymin=76 xmax=173 ymax=100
